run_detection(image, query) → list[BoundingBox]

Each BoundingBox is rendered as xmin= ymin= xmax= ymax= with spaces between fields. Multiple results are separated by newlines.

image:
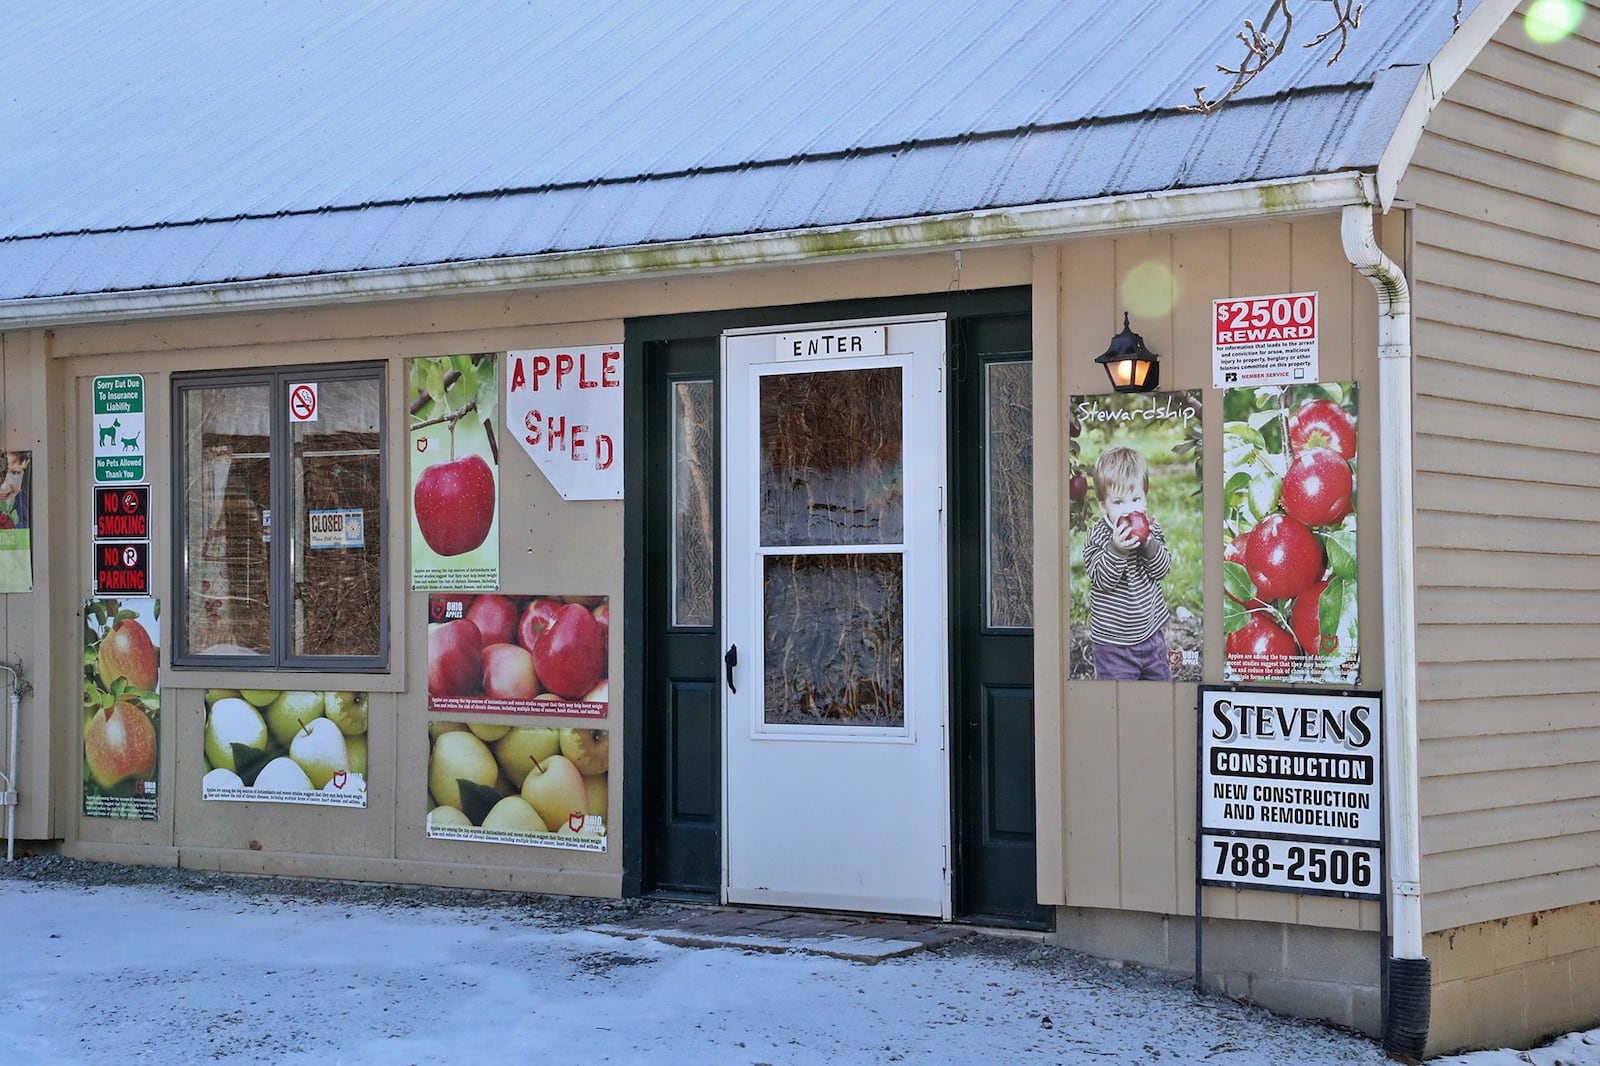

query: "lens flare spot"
xmin=1120 ymin=261 xmax=1177 ymax=318
xmin=1525 ymin=0 xmax=1583 ymax=43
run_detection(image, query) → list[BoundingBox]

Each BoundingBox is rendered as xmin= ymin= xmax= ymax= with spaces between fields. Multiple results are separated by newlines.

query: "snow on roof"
xmin=0 ymin=0 xmax=1482 ymax=304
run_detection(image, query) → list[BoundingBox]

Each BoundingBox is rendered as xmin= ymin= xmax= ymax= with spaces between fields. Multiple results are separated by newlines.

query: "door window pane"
xmin=292 ymin=376 xmax=383 ymax=657
xmin=759 ymin=367 xmax=902 ymax=547
xmin=762 ymin=553 xmax=904 ymax=727
xmin=671 ymin=379 xmax=715 ymax=627
xmin=986 ymin=360 xmax=1033 ymax=629
xmin=183 ymin=384 xmax=273 ymax=656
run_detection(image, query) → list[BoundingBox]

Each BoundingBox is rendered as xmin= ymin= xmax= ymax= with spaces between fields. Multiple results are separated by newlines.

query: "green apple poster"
xmin=0 ymin=449 xmax=33 ymax=592
xmin=426 ymin=720 xmax=608 ymax=852
xmin=83 ymin=596 xmax=160 ymax=819
xmin=1067 ymin=391 xmax=1204 ymax=682
xmin=427 ymin=593 xmax=609 ymax=718
xmin=201 ymin=688 xmax=369 ymax=807
xmin=409 ymin=354 xmax=500 ymax=591
xmin=1222 ymin=383 xmax=1359 ymax=684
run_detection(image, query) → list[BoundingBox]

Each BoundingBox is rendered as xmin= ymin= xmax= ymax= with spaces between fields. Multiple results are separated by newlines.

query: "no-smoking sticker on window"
xmin=289 ymin=382 xmax=319 ymax=422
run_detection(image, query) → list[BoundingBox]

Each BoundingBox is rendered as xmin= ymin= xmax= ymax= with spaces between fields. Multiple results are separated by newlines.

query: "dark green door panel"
xmin=951 ymin=312 xmax=1051 ymax=929
xmin=628 ymin=335 xmax=721 ymax=898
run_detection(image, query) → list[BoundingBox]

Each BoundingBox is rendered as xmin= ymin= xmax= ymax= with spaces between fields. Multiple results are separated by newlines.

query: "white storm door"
xmin=721 ymin=315 xmax=950 ymax=918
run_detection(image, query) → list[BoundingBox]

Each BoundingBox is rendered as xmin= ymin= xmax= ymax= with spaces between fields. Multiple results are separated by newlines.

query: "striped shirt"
xmin=1083 ymin=515 xmax=1172 ymax=646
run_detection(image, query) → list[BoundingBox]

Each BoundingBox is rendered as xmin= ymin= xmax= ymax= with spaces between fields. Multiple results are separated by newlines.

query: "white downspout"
xmin=1341 ymin=204 xmax=1428 ymax=1060
xmin=0 ymin=662 xmax=20 ymax=862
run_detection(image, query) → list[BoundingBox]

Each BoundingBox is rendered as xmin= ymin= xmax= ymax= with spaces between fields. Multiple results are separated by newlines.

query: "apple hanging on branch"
xmin=411 ymin=355 xmax=499 ymax=558
xmin=82 ymin=598 xmax=163 ymax=798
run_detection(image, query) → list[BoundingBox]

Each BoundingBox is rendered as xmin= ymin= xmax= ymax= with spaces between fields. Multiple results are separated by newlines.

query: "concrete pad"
xmin=591 ymin=905 xmax=971 ymax=963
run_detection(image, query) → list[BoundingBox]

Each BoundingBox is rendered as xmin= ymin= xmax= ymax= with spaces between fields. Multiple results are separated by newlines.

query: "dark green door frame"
xmin=623 ymin=287 xmax=1045 ymax=929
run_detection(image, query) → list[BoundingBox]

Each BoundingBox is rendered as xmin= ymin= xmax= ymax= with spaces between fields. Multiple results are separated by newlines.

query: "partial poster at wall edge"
xmin=0 ymin=449 xmax=34 ymax=592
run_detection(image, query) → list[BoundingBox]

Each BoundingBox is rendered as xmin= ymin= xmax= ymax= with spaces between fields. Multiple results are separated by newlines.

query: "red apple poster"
xmin=410 ymin=354 xmax=500 ymax=591
xmin=0 ymin=449 xmax=33 ymax=592
xmin=1222 ymin=383 xmax=1359 ymax=684
xmin=427 ymin=593 xmax=609 ymax=718
xmin=201 ymin=688 xmax=369 ymax=808
xmin=426 ymin=721 xmax=608 ymax=851
xmin=83 ymin=596 xmax=160 ymax=819
xmin=1067 ymin=391 xmax=1204 ymax=682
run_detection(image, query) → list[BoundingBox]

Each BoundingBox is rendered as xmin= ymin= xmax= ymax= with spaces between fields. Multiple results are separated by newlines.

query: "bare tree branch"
xmin=1185 ymin=0 xmax=1365 ymax=115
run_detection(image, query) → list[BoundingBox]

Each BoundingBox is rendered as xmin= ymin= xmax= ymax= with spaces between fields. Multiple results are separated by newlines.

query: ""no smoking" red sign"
xmin=289 ymin=382 xmax=319 ymax=422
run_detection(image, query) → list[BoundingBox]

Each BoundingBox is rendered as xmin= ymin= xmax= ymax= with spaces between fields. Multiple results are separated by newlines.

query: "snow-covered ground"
xmin=0 ymin=868 xmax=1594 ymax=1064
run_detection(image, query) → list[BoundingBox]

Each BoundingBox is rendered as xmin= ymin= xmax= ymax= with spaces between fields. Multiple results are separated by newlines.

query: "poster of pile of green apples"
xmin=427 ymin=722 xmax=607 ymax=851
xmin=202 ymin=688 xmax=368 ymax=807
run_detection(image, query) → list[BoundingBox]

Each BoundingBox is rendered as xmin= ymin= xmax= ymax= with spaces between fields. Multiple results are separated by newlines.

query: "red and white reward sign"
xmin=1212 ymin=292 xmax=1319 ymax=389
xmin=505 ymin=345 xmax=623 ymax=500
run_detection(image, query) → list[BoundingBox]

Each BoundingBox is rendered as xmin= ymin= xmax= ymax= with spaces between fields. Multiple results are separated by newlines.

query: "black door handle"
xmin=724 ymin=643 xmax=738 ymax=694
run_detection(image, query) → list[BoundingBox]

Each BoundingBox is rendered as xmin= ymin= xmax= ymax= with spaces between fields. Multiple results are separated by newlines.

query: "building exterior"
xmin=0 ymin=1 xmax=1595 ymax=1057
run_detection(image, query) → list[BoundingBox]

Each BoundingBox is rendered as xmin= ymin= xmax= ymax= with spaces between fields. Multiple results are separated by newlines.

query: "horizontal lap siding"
xmin=1400 ymin=13 xmax=1600 ymax=933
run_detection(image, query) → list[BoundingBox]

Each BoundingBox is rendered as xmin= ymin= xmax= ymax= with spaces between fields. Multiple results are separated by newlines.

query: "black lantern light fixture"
xmin=1094 ymin=312 xmax=1161 ymax=393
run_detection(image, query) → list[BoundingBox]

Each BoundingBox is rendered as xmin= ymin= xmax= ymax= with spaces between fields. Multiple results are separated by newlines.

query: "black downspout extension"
xmin=1384 ymin=955 xmax=1432 ymax=1062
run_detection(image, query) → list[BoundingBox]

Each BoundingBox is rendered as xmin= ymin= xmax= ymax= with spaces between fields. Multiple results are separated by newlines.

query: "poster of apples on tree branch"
xmin=426 ymin=721 xmax=608 ymax=852
xmin=410 ymin=354 xmax=500 ymax=591
xmin=428 ymin=593 xmax=608 ymax=717
xmin=83 ymin=597 xmax=160 ymax=819
xmin=1222 ymin=383 xmax=1359 ymax=684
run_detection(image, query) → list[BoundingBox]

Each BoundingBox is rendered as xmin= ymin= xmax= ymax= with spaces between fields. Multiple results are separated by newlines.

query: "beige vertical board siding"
xmin=1 ymin=330 xmax=58 ymax=840
xmin=1223 ymin=222 xmax=1304 ymax=929
xmin=1053 ymin=219 xmax=1382 ymax=932
xmin=1397 ymin=4 xmax=1600 ymax=932
xmin=1032 ymin=245 xmax=1068 ymax=905
xmin=1059 ymin=235 xmax=1120 ymax=909
xmin=1104 ymin=232 xmax=1185 ymax=916
xmin=40 ymin=249 xmax=1034 ymax=892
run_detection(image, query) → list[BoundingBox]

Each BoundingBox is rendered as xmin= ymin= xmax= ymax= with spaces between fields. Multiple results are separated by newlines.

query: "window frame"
xmin=170 ymin=362 xmax=390 ymax=672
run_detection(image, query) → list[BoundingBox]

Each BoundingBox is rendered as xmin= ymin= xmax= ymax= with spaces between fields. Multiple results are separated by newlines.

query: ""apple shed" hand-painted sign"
xmin=505 ymin=345 xmax=622 ymax=500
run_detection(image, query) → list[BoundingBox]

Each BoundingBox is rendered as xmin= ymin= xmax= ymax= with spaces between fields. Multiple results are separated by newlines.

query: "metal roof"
xmin=0 ymin=0 xmax=1486 ymax=305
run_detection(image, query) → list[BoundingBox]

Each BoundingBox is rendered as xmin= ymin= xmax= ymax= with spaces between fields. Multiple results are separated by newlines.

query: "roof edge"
xmin=1374 ymin=0 xmax=1521 ymax=210
xmin=3 ymin=172 xmax=1377 ymax=331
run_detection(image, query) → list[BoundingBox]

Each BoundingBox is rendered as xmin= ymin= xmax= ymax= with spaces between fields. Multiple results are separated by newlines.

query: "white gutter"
xmin=1340 ymin=204 xmax=1429 ymax=1056
xmin=0 ymin=172 xmax=1375 ymax=330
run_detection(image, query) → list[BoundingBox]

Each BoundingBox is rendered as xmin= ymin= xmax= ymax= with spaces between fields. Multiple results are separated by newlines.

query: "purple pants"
xmin=1093 ymin=629 xmax=1172 ymax=681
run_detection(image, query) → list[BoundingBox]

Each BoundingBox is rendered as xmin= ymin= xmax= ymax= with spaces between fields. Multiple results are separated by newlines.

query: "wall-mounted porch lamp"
xmin=1094 ymin=312 xmax=1161 ymax=393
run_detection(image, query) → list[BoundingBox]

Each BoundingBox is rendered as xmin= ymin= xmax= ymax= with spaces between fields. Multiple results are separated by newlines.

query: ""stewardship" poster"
xmin=1068 ymin=391 xmax=1204 ymax=682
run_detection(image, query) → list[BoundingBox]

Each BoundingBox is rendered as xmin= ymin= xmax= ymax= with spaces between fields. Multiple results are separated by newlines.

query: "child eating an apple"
xmin=1082 ymin=446 xmax=1172 ymax=680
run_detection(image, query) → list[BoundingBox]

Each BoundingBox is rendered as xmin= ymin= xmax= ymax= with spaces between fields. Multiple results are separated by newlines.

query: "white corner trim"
xmin=1374 ymin=0 xmax=1522 ymax=210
